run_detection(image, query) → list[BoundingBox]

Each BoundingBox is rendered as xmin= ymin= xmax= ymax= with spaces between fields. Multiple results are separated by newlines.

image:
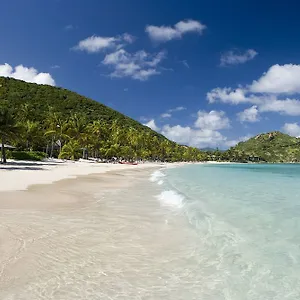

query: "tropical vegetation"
xmin=229 ymin=131 xmax=300 ymax=163
xmin=1 ymin=78 xmax=300 ymax=164
xmin=0 ymin=77 xmax=207 ymax=163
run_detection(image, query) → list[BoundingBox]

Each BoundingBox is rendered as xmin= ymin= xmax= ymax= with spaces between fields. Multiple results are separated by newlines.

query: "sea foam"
xmin=156 ymin=190 xmax=184 ymax=209
xmin=150 ymin=170 xmax=165 ymax=183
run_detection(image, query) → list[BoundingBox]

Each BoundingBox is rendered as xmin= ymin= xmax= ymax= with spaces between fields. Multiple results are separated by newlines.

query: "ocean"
xmin=151 ymin=163 xmax=300 ymax=299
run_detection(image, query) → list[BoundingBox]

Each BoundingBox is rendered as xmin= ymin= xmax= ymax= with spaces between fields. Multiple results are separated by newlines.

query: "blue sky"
xmin=1 ymin=0 xmax=300 ymax=148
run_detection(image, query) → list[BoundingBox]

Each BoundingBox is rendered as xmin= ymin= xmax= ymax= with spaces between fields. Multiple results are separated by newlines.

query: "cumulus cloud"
xmin=146 ymin=19 xmax=206 ymax=43
xmin=220 ymin=49 xmax=257 ymax=66
xmin=250 ymin=64 xmax=300 ymax=94
xmin=282 ymin=123 xmax=300 ymax=137
xmin=161 ymin=125 xmax=226 ymax=147
xmin=102 ymin=49 xmax=166 ymax=81
xmin=207 ymin=87 xmax=248 ymax=104
xmin=259 ymin=98 xmax=300 ymax=116
xmin=0 ymin=63 xmax=55 ymax=86
xmin=207 ymin=63 xmax=300 ymax=116
xmin=146 ymin=110 xmax=247 ymax=149
xmin=195 ymin=110 xmax=230 ymax=130
xmin=237 ymin=106 xmax=259 ymax=123
xmin=73 ymin=33 xmax=135 ymax=53
xmin=144 ymin=119 xmax=160 ymax=131
xmin=224 ymin=134 xmax=253 ymax=148
xmin=160 ymin=110 xmax=231 ymax=148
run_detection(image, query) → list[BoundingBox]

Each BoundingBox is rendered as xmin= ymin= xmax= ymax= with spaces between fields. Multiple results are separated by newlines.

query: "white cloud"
xmin=147 ymin=110 xmax=249 ymax=149
xmin=250 ymin=64 xmax=300 ymax=94
xmin=102 ymin=49 xmax=166 ymax=81
xmin=168 ymin=106 xmax=186 ymax=112
xmin=0 ymin=63 xmax=55 ymax=86
xmin=224 ymin=134 xmax=252 ymax=148
xmin=207 ymin=87 xmax=248 ymax=104
xmin=122 ymin=33 xmax=135 ymax=44
xmin=144 ymin=119 xmax=160 ymax=131
xmin=195 ymin=110 xmax=230 ymax=130
xmin=161 ymin=113 xmax=171 ymax=118
xmin=160 ymin=110 xmax=231 ymax=148
xmin=259 ymin=98 xmax=300 ymax=116
xmin=74 ymin=36 xmax=117 ymax=53
xmin=207 ymin=63 xmax=300 ymax=117
xmin=220 ymin=49 xmax=257 ymax=66
xmin=160 ymin=106 xmax=186 ymax=119
xmin=146 ymin=19 xmax=206 ymax=43
xmin=51 ymin=65 xmax=60 ymax=69
xmin=237 ymin=106 xmax=259 ymax=123
xmin=282 ymin=123 xmax=300 ymax=137
xmin=161 ymin=125 xmax=226 ymax=148
xmin=73 ymin=33 xmax=134 ymax=53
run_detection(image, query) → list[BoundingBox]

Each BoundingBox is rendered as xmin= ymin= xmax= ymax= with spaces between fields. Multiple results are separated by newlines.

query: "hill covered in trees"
xmin=0 ymin=77 xmax=205 ymax=162
xmin=227 ymin=131 xmax=300 ymax=162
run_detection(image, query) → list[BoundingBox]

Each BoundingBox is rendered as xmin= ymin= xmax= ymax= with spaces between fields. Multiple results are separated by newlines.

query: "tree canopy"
xmin=0 ymin=77 xmax=207 ymax=162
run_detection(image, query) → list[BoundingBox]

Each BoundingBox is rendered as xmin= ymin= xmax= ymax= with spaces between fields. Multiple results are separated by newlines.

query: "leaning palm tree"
xmin=0 ymin=103 xmax=18 ymax=163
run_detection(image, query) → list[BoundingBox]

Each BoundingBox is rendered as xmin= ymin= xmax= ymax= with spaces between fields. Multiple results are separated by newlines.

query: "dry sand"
xmin=0 ymin=159 xmax=165 ymax=192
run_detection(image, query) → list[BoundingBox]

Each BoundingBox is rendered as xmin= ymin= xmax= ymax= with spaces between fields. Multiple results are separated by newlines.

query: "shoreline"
xmin=0 ymin=159 xmax=168 ymax=192
xmin=0 ymin=159 xmax=236 ymax=193
xmin=0 ymin=166 xmax=200 ymax=299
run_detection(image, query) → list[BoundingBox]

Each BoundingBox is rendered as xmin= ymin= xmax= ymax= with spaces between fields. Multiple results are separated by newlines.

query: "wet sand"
xmin=0 ymin=167 xmax=201 ymax=300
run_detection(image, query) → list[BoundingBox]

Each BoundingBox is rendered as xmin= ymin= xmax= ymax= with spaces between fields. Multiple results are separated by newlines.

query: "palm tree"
xmin=18 ymin=103 xmax=33 ymax=122
xmin=109 ymin=120 xmax=124 ymax=146
xmin=45 ymin=119 xmax=69 ymax=156
xmin=21 ymin=120 xmax=41 ymax=150
xmin=45 ymin=110 xmax=66 ymax=157
xmin=126 ymin=127 xmax=139 ymax=160
xmin=68 ymin=114 xmax=89 ymax=158
xmin=87 ymin=120 xmax=106 ymax=158
xmin=0 ymin=103 xmax=18 ymax=163
xmin=58 ymin=140 xmax=81 ymax=160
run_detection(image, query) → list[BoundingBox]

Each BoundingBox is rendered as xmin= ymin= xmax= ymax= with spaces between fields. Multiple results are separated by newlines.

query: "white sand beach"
xmin=0 ymin=159 xmax=165 ymax=192
xmin=0 ymin=162 xmax=204 ymax=299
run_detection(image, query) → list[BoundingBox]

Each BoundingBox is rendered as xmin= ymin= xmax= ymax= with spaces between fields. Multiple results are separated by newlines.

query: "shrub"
xmin=6 ymin=151 xmax=47 ymax=161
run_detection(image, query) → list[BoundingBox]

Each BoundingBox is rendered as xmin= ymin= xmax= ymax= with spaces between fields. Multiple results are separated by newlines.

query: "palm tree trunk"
xmin=1 ymin=136 xmax=6 ymax=164
xmin=50 ymin=136 xmax=54 ymax=158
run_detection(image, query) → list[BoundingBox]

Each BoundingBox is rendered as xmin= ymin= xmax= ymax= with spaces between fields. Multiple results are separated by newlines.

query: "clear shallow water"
xmin=154 ymin=164 xmax=300 ymax=299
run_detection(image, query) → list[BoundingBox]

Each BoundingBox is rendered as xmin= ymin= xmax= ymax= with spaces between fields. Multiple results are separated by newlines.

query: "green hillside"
xmin=0 ymin=77 xmax=160 ymax=136
xmin=232 ymin=131 xmax=300 ymax=162
xmin=0 ymin=77 xmax=205 ymax=162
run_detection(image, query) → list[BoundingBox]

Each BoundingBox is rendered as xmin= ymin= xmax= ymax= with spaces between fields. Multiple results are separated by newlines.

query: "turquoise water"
xmin=153 ymin=164 xmax=300 ymax=299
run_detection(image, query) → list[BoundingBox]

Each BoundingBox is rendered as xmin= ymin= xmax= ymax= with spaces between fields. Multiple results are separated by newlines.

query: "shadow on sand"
xmin=0 ymin=160 xmax=62 ymax=171
xmin=0 ymin=166 xmax=45 ymax=171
